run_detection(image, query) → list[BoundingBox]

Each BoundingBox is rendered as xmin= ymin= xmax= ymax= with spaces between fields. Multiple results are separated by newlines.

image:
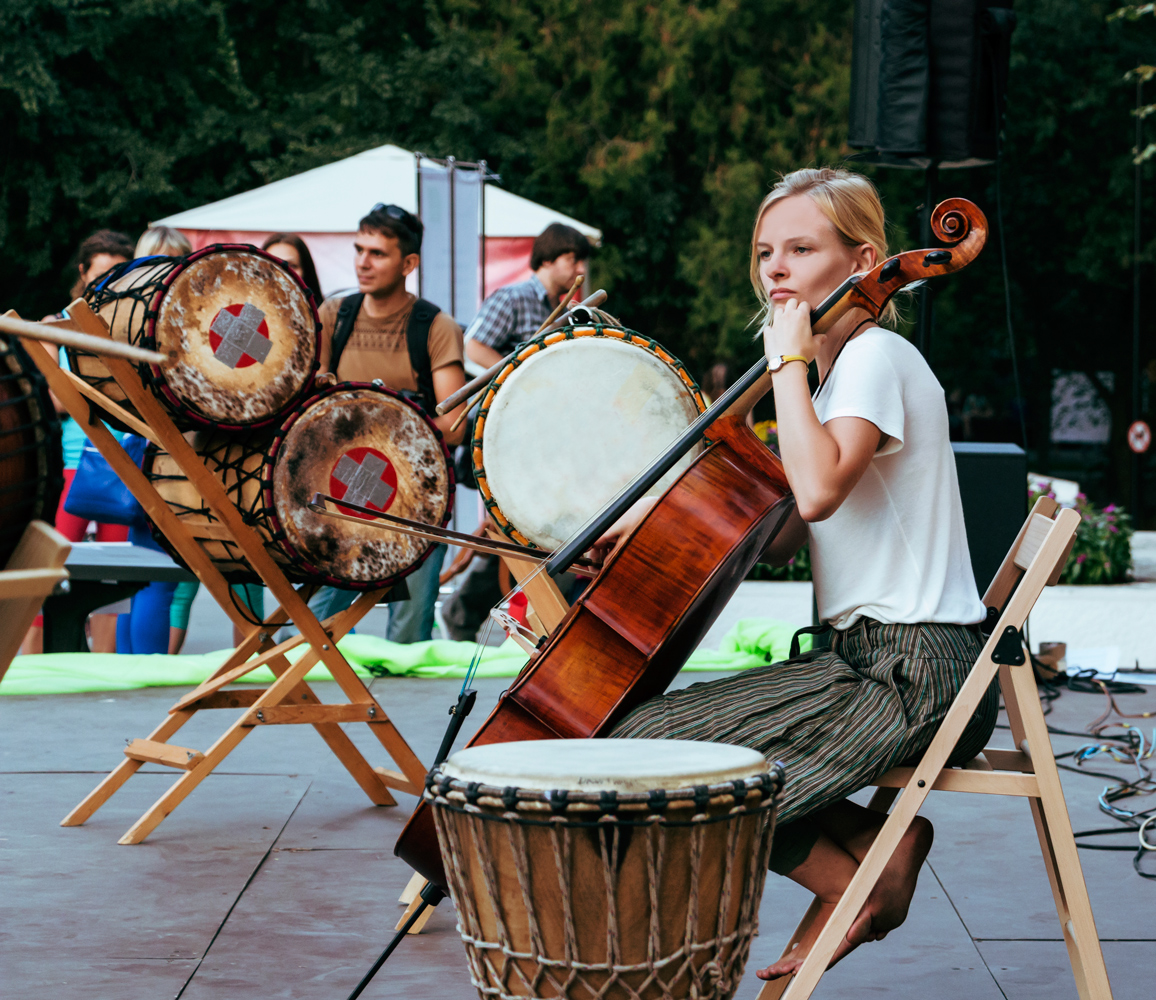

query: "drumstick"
xmin=436 ymin=277 xmax=594 ymax=417
xmin=308 ymin=493 xmax=598 ymax=576
xmin=0 ymin=314 xmax=172 ymax=366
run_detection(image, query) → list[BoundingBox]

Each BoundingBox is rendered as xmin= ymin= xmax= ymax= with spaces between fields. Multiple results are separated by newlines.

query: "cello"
xmin=396 ymin=198 xmax=988 ymax=890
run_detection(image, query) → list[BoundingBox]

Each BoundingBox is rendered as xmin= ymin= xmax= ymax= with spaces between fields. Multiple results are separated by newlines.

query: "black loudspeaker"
xmin=850 ymin=0 xmax=1017 ymax=168
xmin=952 ymin=442 xmax=1027 ymax=594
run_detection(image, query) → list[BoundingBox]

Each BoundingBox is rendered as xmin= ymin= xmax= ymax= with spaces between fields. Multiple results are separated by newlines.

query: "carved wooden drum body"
xmin=428 ymin=739 xmax=783 ymax=1000
xmin=0 ymin=337 xmax=63 ymax=567
xmin=474 ymin=326 xmax=706 ymax=550
xmin=74 ymin=244 xmax=320 ymax=431
xmin=143 ymin=384 xmax=452 ymax=589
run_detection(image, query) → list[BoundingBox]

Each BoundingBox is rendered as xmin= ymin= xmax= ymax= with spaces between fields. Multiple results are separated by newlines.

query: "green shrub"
xmin=748 ymin=543 xmax=812 ymax=581
xmin=1029 ymin=489 xmax=1133 ymax=585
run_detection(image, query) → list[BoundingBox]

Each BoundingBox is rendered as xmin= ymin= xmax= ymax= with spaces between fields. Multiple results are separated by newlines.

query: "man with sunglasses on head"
xmin=312 ymin=203 xmax=468 ymax=643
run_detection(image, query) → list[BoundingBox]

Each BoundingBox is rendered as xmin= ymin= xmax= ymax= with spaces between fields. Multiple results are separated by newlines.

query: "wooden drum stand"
xmin=10 ymin=299 xmax=429 ymax=844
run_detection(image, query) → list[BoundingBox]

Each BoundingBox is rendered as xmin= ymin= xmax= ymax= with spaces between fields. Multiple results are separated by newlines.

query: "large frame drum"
xmin=428 ymin=739 xmax=783 ymax=1000
xmin=473 ymin=325 xmax=706 ymax=550
xmin=143 ymin=383 xmax=453 ymax=589
xmin=72 ymin=244 xmax=320 ymax=431
xmin=0 ymin=337 xmax=64 ymax=567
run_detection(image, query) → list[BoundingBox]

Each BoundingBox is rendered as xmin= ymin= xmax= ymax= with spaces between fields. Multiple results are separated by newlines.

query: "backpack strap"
xmin=406 ymin=298 xmax=440 ymax=416
xmin=328 ymin=293 xmax=364 ymax=374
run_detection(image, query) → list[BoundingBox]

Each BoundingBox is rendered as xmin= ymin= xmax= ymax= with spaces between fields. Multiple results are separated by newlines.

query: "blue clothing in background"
xmin=58 ymin=348 xmax=87 ymax=469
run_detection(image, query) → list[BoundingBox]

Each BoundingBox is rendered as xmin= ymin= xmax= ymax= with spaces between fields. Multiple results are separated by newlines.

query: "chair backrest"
xmin=982 ymin=496 xmax=1080 ymax=632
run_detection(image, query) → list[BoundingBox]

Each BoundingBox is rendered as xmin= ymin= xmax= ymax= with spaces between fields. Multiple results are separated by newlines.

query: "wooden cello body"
xmin=396 ymin=197 xmax=988 ymax=889
xmin=397 ymin=409 xmax=793 ymax=888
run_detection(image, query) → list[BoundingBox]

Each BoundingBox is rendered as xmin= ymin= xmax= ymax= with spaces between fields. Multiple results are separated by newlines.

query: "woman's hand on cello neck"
xmin=586 ymin=496 xmax=658 ymax=566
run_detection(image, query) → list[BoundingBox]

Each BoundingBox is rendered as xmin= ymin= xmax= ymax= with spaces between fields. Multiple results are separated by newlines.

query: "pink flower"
xmin=1104 ymin=504 xmax=1117 ymax=513
xmin=1078 ymin=492 xmax=1087 ymax=500
xmin=1077 ymin=554 xmax=1087 ymax=563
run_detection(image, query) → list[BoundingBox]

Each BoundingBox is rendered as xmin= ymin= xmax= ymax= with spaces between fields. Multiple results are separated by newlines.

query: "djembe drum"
xmin=427 ymin=739 xmax=783 ymax=1000
xmin=0 ymin=336 xmax=63 ymax=567
xmin=143 ymin=383 xmax=452 ymax=589
xmin=71 ymin=244 xmax=319 ymax=431
xmin=473 ymin=325 xmax=705 ymax=550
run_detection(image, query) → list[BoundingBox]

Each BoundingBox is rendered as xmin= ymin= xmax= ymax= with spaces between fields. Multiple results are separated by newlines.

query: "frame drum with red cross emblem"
xmin=72 ymin=244 xmax=320 ymax=431
xmin=142 ymin=383 xmax=453 ymax=589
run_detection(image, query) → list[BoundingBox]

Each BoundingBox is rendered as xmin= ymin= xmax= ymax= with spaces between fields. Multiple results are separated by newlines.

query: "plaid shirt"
xmin=464 ymin=273 xmax=552 ymax=354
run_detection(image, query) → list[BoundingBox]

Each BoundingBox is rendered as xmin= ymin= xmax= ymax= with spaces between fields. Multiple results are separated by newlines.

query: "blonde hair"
xmin=135 ymin=226 xmax=193 ymax=258
xmin=749 ymin=167 xmax=896 ymax=326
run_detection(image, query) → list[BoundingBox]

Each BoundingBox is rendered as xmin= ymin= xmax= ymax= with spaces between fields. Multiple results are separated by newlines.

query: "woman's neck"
xmin=815 ymin=306 xmax=875 ymax=382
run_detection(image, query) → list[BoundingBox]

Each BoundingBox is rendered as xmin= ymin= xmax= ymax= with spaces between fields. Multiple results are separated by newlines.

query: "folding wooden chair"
xmin=0 ymin=520 xmax=71 ymax=685
xmin=758 ymin=495 xmax=1113 ymax=1000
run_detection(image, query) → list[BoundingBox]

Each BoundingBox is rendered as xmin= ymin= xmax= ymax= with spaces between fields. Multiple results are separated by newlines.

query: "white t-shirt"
xmin=807 ymin=328 xmax=984 ymax=629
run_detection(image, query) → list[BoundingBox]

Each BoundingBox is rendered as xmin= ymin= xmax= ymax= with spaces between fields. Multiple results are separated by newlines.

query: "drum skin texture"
xmin=270 ymin=384 xmax=453 ymax=587
xmin=475 ymin=327 xmax=705 ymax=550
xmin=398 ymin=415 xmax=794 ymax=889
xmin=0 ymin=337 xmax=63 ymax=567
xmin=428 ymin=740 xmax=783 ymax=1000
xmin=143 ymin=384 xmax=452 ymax=589
xmin=79 ymin=245 xmax=319 ymax=430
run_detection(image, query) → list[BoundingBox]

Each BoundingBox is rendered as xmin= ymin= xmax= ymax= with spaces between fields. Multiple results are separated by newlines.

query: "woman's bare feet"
xmin=755 ymin=815 xmax=934 ymax=980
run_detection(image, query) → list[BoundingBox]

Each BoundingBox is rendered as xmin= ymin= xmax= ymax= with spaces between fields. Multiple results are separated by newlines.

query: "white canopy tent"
xmin=155 ymin=143 xmax=600 ymax=317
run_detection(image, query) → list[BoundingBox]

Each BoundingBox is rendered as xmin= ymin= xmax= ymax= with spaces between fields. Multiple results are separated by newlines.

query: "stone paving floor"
xmin=2 ymin=662 xmax=1153 ymax=999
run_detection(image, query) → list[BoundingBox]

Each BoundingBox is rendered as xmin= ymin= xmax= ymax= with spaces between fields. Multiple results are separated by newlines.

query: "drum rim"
xmin=148 ymin=244 xmax=322 ymax=430
xmin=472 ymin=323 xmax=707 ymax=549
xmin=261 ymin=380 xmax=455 ymax=591
xmin=424 ymin=762 xmax=784 ymax=826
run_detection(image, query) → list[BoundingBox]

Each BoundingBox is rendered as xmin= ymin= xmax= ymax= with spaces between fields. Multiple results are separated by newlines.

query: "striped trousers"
xmin=611 ymin=619 xmax=998 ymax=829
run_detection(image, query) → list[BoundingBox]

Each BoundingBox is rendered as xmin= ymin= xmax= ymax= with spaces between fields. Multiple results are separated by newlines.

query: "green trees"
xmin=2 ymin=0 xmax=1153 ymax=511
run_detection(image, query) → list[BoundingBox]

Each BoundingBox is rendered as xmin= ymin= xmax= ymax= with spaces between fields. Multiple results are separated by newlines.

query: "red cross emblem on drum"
xmin=209 ymin=303 xmax=272 ymax=368
xmin=1128 ymin=420 xmax=1151 ymax=454
xmin=329 ymin=447 xmax=398 ymax=519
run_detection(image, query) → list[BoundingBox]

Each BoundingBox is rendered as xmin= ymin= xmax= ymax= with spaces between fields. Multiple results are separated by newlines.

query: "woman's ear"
xmin=852 ymin=243 xmax=877 ymax=275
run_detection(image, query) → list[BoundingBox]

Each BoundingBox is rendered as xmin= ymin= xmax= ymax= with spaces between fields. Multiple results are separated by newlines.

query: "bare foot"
xmin=755 ymin=817 xmax=934 ymax=980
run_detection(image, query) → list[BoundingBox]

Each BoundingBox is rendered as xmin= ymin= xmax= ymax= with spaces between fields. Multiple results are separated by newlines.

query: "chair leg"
xmin=1008 ymin=665 xmax=1113 ymax=1000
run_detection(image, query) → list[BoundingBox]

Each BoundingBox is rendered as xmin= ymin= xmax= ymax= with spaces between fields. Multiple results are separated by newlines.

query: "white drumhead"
xmin=442 ymin=739 xmax=768 ymax=793
xmin=481 ymin=337 xmax=702 ymax=549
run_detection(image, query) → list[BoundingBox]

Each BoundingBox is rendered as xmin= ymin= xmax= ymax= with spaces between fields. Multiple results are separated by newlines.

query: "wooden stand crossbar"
xmin=11 ymin=301 xmax=430 ymax=844
xmin=758 ymin=496 xmax=1113 ymax=1000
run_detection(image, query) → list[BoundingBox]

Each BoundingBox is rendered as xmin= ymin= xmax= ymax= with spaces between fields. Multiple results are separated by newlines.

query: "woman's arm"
xmin=760 ymin=505 xmax=808 ymax=566
xmin=765 ymin=300 xmax=887 ymax=522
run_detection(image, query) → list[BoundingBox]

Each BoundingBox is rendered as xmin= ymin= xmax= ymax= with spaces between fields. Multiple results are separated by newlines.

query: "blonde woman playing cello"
xmin=597 ymin=168 xmax=996 ymax=978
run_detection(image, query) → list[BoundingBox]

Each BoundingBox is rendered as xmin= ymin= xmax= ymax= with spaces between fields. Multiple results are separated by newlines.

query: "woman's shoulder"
xmin=845 ymin=327 xmax=927 ymax=370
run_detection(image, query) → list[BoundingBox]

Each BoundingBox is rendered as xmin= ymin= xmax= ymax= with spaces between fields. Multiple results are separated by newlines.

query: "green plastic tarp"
xmin=0 ymin=618 xmax=808 ymax=697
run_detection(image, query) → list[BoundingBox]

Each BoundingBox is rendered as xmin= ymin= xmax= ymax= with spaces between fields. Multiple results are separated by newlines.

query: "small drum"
xmin=428 ymin=739 xmax=783 ymax=1000
xmin=73 ymin=244 xmax=319 ymax=431
xmin=143 ymin=383 xmax=452 ymax=589
xmin=0 ymin=337 xmax=64 ymax=567
xmin=474 ymin=325 xmax=706 ymax=550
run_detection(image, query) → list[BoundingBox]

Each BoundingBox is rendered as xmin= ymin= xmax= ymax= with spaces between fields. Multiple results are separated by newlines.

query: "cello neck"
xmin=545 ymin=275 xmax=869 ymax=576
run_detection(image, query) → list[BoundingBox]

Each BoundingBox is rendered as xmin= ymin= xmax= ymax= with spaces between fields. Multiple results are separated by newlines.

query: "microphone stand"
xmin=343 ymin=687 xmax=477 ymax=999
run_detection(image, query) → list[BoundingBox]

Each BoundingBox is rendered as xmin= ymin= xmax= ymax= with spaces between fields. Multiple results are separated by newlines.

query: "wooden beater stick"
xmin=438 ymin=275 xmax=587 ymax=417
xmin=0 ymin=314 xmax=171 ymax=366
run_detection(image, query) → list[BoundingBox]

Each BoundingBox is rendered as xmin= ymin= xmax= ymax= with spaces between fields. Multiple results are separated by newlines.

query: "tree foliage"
xmin=2 ymin=0 xmax=1154 ymax=510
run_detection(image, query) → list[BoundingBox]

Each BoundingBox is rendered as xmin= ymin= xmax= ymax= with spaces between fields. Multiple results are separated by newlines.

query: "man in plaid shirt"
xmin=465 ymin=223 xmax=591 ymax=368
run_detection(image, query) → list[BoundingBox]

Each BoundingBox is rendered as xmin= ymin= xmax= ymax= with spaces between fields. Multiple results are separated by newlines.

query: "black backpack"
xmin=329 ymin=293 xmax=439 ymax=417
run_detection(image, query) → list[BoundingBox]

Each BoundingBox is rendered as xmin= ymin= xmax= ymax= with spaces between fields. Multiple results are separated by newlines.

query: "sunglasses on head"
xmin=371 ymin=203 xmax=419 ymax=234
